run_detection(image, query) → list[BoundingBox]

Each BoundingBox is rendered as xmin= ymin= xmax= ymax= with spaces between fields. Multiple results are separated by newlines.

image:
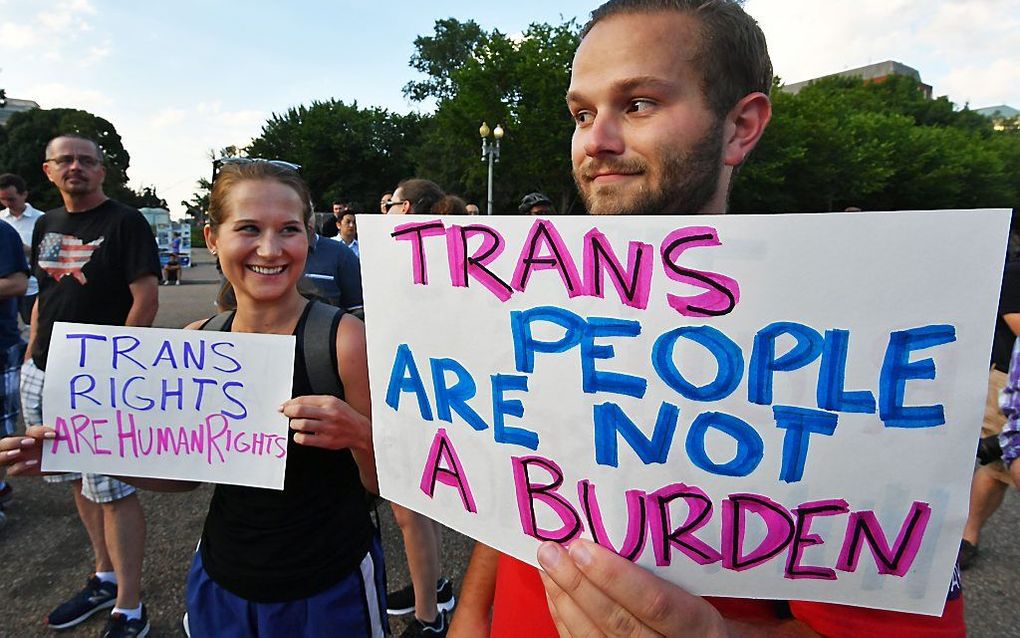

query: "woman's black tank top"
xmin=199 ymin=302 xmax=374 ymax=602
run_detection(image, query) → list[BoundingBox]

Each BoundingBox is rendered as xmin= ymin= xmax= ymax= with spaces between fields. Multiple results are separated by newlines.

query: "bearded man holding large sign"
xmin=438 ymin=1 xmax=970 ymax=636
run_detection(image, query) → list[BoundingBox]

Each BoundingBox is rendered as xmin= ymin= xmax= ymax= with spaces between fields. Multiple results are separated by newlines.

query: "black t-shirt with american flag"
xmin=31 ymin=198 xmax=161 ymax=370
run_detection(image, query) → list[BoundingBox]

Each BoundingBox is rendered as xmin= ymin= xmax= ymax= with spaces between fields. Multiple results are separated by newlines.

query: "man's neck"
xmin=6 ymin=204 xmax=27 ymax=218
xmin=63 ymin=192 xmax=108 ymax=213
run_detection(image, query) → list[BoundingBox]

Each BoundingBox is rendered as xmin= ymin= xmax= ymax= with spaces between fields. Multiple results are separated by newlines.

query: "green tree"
xmin=406 ymin=18 xmax=581 ymax=214
xmin=246 ymin=100 xmax=424 ymax=211
xmin=185 ymin=146 xmax=241 ymax=223
xmin=404 ymin=18 xmax=485 ymax=102
xmin=0 ymin=107 xmax=136 ymax=210
xmin=732 ymin=75 xmax=1019 ymax=213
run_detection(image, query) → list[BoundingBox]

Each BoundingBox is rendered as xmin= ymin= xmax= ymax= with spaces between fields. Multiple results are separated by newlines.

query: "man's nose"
xmin=582 ymin=114 xmax=625 ymax=157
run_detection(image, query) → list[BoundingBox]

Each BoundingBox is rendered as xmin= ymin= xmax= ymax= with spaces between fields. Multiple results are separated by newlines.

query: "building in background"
xmin=782 ymin=60 xmax=933 ymax=99
xmin=0 ymin=92 xmax=39 ymax=125
xmin=974 ymin=105 xmax=1020 ymax=131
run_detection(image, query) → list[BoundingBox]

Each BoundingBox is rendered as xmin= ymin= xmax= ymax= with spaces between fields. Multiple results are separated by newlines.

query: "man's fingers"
xmin=564 ymin=539 xmax=721 ymax=636
xmin=538 ymin=541 xmax=657 ymax=638
xmin=539 ymin=567 xmax=603 ymax=638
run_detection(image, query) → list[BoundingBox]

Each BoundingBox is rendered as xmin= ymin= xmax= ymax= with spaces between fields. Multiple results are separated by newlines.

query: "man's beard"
xmin=61 ymin=173 xmax=97 ymax=196
xmin=574 ymin=119 xmax=724 ymax=215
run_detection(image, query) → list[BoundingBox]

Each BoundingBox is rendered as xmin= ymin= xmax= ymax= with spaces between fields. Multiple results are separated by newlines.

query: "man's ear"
xmin=722 ymin=92 xmax=772 ymax=168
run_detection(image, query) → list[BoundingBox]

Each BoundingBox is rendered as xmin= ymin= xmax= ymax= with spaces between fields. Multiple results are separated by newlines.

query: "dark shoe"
xmin=959 ymin=539 xmax=979 ymax=570
xmin=399 ymin=611 xmax=448 ymax=638
xmin=46 ymin=575 xmax=117 ymax=629
xmin=388 ymin=578 xmax=456 ymax=616
xmin=102 ymin=606 xmax=150 ymax=638
xmin=436 ymin=577 xmax=456 ymax=613
xmin=0 ymin=482 xmax=12 ymax=505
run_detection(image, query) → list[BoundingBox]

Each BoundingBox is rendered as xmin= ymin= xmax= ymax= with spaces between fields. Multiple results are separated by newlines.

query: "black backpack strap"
xmin=199 ymin=311 xmax=235 ymax=332
xmin=303 ymin=301 xmax=344 ymax=397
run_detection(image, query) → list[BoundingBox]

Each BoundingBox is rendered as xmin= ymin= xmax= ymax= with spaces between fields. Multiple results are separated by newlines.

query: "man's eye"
xmin=627 ymin=99 xmax=655 ymax=113
xmin=573 ymin=110 xmax=594 ymax=126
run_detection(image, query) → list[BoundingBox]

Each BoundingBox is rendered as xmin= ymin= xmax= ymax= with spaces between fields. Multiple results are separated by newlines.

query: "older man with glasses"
xmin=23 ymin=133 xmax=162 ymax=638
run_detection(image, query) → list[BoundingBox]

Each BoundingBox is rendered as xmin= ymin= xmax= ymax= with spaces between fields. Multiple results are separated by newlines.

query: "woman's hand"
xmin=281 ymin=395 xmax=371 ymax=452
xmin=0 ymin=425 xmax=56 ymax=476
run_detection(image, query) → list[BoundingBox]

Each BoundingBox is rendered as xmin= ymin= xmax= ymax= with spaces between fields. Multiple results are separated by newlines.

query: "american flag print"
xmin=38 ymin=232 xmax=105 ymax=285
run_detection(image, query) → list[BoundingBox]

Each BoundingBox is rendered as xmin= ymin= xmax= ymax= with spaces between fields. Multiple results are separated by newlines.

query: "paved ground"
xmin=1 ymin=251 xmax=1017 ymax=636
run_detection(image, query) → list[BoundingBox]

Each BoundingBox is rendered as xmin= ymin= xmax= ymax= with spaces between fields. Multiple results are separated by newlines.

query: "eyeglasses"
xmin=211 ymin=157 xmax=302 ymax=182
xmin=386 ymin=200 xmax=407 ymax=210
xmin=45 ymin=154 xmax=102 ymax=168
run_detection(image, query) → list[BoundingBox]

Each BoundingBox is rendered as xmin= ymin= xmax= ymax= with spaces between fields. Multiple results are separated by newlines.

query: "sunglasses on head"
xmin=211 ymin=157 xmax=302 ymax=182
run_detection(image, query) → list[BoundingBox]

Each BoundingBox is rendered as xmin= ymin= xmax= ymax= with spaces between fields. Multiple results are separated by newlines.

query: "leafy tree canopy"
xmin=0 ymin=107 xmax=143 ymax=210
xmin=732 ymin=75 xmax=1019 ymax=213
xmin=245 ymin=100 xmax=424 ymax=211
xmin=405 ymin=18 xmax=581 ymax=214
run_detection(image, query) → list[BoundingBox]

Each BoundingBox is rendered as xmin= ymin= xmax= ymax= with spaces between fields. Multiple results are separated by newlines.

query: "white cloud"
xmin=920 ymin=1 xmax=1020 ymax=60
xmin=119 ymin=102 xmax=270 ymax=217
xmin=747 ymin=0 xmax=1020 ymax=107
xmin=37 ymin=10 xmax=73 ymax=31
xmin=215 ymin=109 xmax=266 ymax=130
xmin=0 ymin=22 xmax=37 ymax=49
xmin=81 ymin=42 xmax=111 ymax=67
xmin=68 ymin=0 xmax=97 ymax=13
xmin=938 ymin=58 xmax=1020 ymax=109
xmin=148 ymin=108 xmax=186 ymax=129
xmin=196 ymin=100 xmax=223 ymax=115
xmin=26 ymin=82 xmax=112 ymax=112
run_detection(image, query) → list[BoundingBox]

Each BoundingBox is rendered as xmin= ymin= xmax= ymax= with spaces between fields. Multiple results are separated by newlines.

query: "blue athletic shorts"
xmin=184 ymin=534 xmax=389 ymax=637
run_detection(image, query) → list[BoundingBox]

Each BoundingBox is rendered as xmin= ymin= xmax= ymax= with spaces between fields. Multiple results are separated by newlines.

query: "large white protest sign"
xmin=361 ymin=210 xmax=1009 ymax=615
xmin=42 ymin=323 xmax=295 ymax=490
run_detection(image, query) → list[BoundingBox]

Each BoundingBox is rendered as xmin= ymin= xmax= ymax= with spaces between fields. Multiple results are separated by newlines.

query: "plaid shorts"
xmin=0 ymin=341 xmax=24 ymax=436
xmin=20 ymin=359 xmax=135 ymax=504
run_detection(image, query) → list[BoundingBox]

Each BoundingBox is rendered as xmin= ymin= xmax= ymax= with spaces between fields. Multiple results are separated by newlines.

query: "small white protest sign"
xmin=360 ymin=210 xmax=1009 ymax=616
xmin=42 ymin=323 xmax=295 ymax=490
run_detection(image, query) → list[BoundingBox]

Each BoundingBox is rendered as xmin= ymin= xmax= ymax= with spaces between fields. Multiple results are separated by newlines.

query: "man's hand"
xmin=538 ymin=539 xmax=730 ymax=638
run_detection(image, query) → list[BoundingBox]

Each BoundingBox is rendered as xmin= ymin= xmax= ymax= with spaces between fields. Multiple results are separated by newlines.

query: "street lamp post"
xmin=479 ymin=121 xmax=504 ymax=215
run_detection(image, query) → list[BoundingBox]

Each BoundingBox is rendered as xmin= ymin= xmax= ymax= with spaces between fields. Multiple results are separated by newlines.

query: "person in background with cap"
xmin=518 ymin=192 xmax=556 ymax=216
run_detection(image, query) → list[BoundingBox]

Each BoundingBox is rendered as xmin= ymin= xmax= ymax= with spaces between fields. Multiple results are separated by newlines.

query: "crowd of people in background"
xmin=0 ymin=0 xmax=1015 ymax=637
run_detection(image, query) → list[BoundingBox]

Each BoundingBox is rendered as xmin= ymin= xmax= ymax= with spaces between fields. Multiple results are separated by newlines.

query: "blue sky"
xmin=2 ymin=0 xmax=1018 ymax=218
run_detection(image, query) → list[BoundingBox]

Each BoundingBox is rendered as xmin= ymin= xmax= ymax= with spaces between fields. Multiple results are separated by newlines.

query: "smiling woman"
xmin=0 ymin=160 xmax=387 ymax=637
xmin=179 ymin=162 xmax=387 ymax=635
xmin=205 ymin=162 xmax=314 ymax=313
